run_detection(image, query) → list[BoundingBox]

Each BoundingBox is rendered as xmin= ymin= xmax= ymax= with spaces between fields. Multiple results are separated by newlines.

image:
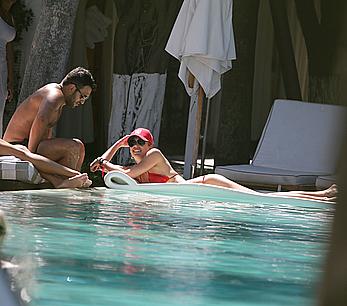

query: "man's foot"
xmin=57 ymin=173 xmax=92 ymax=188
xmin=82 ymin=178 xmax=92 ymax=188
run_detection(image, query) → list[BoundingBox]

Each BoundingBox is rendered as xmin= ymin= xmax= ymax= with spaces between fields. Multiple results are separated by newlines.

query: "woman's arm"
xmin=94 ymin=148 xmax=165 ymax=180
xmin=102 ymin=149 xmax=164 ymax=179
xmin=6 ymin=42 xmax=14 ymax=101
xmin=90 ymin=135 xmax=129 ymax=172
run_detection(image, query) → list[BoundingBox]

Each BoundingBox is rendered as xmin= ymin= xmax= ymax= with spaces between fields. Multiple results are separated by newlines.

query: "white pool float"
xmin=104 ymin=171 xmax=331 ymax=206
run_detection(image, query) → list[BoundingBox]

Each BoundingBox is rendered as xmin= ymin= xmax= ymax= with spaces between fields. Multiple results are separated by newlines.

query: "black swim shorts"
xmin=9 ymin=139 xmax=29 ymax=147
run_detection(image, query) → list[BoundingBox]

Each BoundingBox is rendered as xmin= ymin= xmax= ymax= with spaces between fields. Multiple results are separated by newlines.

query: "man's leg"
xmin=36 ymin=138 xmax=85 ymax=171
xmin=1 ymin=139 xmax=79 ymax=177
xmin=0 ymin=139 xmax=91 ymax=188
xmin=39 ymin=172 xmax=92 ymax=188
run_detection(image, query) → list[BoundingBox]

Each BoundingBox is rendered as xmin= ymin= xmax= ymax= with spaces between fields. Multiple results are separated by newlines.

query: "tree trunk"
xmin=294 ymin=0 xmax=346 ymax=103
xmin=269 ymin=0 xmax=302 ymax=100
xmin=18 ymin=0 xmax=79 ymax=103
xmin=215 ymin=0 xmax=260 ymax=166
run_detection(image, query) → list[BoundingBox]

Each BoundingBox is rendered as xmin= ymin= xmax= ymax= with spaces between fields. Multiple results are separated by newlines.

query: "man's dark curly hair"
xmin=62 ymin=67 xmax=97 ymax=91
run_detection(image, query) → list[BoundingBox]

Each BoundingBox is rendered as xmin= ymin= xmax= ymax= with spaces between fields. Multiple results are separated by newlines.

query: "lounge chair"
xmin=315 ymin=175 xmax=336 ymax=190
xmin=0 ymin=156 xmax=50 ymax=191
xmin=215 ymin=99 xmax=347 ymax=191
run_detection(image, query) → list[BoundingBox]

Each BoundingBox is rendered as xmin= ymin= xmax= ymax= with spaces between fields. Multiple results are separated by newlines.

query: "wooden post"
xmin=183 ymin=81 xmax=204 ymax=179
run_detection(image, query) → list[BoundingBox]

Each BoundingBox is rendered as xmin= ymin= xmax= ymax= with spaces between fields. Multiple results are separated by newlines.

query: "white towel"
xmin=165 ymin=0 xmax=236 ymax=99
xmin=108 ymin=73 xmax=167 ymax=164
xmin=0 ymin=156 xmax=45 ymax=184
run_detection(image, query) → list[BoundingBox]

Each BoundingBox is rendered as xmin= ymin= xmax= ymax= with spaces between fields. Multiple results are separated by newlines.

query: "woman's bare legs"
xmin=269 ymin=184 xmax=337 ymax=201
xmin=187 ymin=172 xmax=336 ymax=201
xmin=188 ymin=174 xmax=258 ymax=194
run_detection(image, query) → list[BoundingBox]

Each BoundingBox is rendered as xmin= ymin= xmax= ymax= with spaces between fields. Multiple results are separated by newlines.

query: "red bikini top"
xmin=148 ymin=172 xmax=170 ymax=183
xmin=136 ymin=172 xmax=178 ymax=183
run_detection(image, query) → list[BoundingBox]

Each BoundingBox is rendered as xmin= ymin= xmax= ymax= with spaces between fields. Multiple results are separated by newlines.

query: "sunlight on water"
xmin=0 ymin=188 xmax=334 ymax=306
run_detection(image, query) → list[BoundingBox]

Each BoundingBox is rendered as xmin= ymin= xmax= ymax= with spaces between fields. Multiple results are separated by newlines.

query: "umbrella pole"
xmin=200 ymin=97 xmax=211 ymax=175
xmin=183 ymin=85 xmax=204 ymax=179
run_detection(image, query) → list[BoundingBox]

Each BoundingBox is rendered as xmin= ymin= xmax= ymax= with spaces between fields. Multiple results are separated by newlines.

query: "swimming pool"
xmin=1 ymin=188 xmax=333 ymax=306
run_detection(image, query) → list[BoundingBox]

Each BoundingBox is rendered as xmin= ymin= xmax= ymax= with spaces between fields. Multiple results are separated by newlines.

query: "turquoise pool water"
xmin=1 ymin=188 xmax=333 ymax=306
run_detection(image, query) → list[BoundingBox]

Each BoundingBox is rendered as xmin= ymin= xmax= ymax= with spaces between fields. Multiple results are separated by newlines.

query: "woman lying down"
xmin=90 ymin=128 xmax=337 ymax=202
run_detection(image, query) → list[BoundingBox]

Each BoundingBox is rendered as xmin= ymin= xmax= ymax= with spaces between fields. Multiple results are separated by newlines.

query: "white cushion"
xmin=0 ymin=156 xmax=44 ymax=184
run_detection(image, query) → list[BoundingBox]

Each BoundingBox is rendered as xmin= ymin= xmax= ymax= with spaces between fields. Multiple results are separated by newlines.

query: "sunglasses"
xmin=74 ymin=84 xmax=89 ymax=102
xmin=127 ymin=137 xmax=146 ymax=147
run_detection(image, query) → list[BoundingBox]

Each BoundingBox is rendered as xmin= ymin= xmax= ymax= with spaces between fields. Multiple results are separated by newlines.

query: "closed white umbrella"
xmin=165 ymin=0 xmax=236 ymax=178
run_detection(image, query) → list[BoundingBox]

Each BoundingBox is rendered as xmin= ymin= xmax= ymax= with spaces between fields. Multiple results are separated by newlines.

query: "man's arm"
xmin=28 ymin=95 xmax=62 ymax=152
xmin=28 ymin=115 xmax=50 ymax=152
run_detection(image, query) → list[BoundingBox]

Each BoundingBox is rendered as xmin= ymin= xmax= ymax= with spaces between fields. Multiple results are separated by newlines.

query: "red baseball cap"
xmin=128 ymin=128 xmax=154 ymax=144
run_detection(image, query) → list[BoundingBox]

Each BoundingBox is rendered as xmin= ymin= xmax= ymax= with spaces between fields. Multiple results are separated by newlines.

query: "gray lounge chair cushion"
xmin=0 ymin=156 xmax=44 ymax=184
xmin=215 ymin=99 xmax=347 ymax=188
xmin=216 ymin=164 xmax=320 ymax=186
xmin=315 ymin=175 xmax=336 ymax=190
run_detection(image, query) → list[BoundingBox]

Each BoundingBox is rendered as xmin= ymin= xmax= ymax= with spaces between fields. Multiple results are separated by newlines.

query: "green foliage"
xmin=11 ymin=0 xmax=34 ymax=42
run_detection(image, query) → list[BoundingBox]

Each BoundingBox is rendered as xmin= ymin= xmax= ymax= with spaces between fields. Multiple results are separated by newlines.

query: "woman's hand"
xmin=90 ymin=157 xmax=107 ymax=172
xmin=90 ymin=135 xmax=130 ymax=172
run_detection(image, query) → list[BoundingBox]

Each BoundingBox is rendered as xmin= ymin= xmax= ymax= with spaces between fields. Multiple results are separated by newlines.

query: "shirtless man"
xmin=3 ymin=67 xmax=96 ymax=177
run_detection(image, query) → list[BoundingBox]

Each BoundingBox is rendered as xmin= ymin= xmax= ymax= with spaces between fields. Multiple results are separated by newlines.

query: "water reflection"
xmin=0 ymin=188 xmax=334 ymax=306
